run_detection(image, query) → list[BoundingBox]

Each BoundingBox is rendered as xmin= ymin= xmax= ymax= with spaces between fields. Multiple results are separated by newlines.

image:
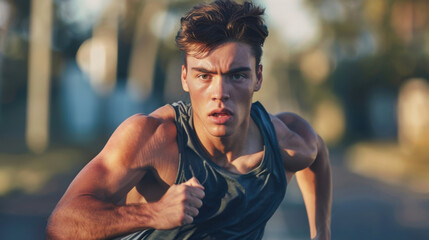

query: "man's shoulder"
xmin=117 ymin=104 xmax=177 ymax=143
xmin=268 ymin=111 xmax=318 ymax=157
xmin=273 ymin=111 xmax=310 ymax=127
xmin=105 ymin=105 xmax=178 ymax=168
xmin=149 ymin=104 xmax=177 ymax=123
xmin=266 ymin=111 xmax=313 ymax=135
xmin=266 ymin=110 xmax=319 ymax=171
xmin=252 ymin=102 xmax=311 ymax=132
xmin=127 ymin=104 xmax=175 ymax=124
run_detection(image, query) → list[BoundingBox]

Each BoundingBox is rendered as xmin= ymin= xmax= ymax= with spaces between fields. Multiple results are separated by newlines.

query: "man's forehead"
xmin=185 ymin=42 xmax=256 ymax=70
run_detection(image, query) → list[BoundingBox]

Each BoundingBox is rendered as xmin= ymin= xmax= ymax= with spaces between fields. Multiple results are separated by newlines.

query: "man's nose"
xmin=211 ymin=76 xmax=230 ymax=101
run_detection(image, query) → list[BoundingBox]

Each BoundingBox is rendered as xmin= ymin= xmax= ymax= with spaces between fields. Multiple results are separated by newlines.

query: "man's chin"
xmin=207 ymin=126 xmax=233 ymax=138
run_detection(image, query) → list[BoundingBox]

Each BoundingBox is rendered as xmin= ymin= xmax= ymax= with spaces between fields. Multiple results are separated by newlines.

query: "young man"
xmin=47 ymin=0 xmax=332 ymax=239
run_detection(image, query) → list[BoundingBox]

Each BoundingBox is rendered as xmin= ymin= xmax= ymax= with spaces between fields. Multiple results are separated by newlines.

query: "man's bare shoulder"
xmin=101 ymin=105 xmax=177 ymax=168
xmin=270 ymin=111 xmax=316 ymax=142
xmin=268 ymin=111 xmax=318 ymax=172
xmin=149 ymin=104 xmax=176 ymax=123
xmin=272 ymin=112 xmax=309 ymax=128
xmin=120 ymin=104 xmax=176 ymax=137
xmin=269 ymin=112 xmax=308 ymax=136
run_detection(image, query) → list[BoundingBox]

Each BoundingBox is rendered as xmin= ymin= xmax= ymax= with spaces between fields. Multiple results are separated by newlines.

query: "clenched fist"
xmin=149 ymin=177 xmax=205 ymax=230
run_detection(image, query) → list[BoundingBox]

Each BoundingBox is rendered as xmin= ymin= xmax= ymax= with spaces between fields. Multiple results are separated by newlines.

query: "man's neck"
xmin=193 ymin=115 xmax=261 ymax=165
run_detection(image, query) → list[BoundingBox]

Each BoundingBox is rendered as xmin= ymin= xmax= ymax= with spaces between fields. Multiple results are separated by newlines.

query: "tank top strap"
xmin=170 ymin=101 xmax=206 ymax=164
xmin=251 ymin=102 xmax=283 ymax=159
xmin=170 ymin=101 xmax=191 ymax=154
xmin=170 ymin=101 xmax=196 ymax=184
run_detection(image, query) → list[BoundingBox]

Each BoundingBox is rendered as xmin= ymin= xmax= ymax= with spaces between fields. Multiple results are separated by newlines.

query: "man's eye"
xmin=198 ymin=74 xmax=210 ymax=80
xmin=231 ymin=73 xmax=246 ymax=81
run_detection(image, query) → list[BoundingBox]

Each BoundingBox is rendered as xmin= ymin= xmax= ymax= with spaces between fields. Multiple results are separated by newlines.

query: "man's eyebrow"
xmin=227 ymin=67 xmax=252 ymax=74
xmin=191 ymin=67 xmax=216 ymax=74
xmin=191 ymin=67 xmax=252 ymax=74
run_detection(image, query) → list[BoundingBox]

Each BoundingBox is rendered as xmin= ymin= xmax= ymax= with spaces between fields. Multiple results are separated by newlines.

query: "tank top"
xmin=120 ymin=101 xmax=287 ymax=240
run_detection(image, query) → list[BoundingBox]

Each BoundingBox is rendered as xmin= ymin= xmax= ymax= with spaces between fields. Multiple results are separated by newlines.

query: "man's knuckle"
xmin=179 ymin=204 xmax=186 ymax=213
xmin=178 ymin=212 xmax=186 ymax=222
xmin=176 ymin=191 xmax=186 ymax=201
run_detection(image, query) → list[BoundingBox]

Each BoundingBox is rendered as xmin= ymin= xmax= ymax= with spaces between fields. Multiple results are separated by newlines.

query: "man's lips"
xmin=208 ymin=109 xmax=233 ymax=124
xmin=208 ymin=109 xmax=233 ymax=117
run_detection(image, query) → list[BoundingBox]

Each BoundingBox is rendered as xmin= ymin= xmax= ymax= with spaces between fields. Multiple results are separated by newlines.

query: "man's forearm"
xmin=46 ymin=195 xmax=154 ymax=240
xmin=296 ymin=136 xmax=332 ymax=239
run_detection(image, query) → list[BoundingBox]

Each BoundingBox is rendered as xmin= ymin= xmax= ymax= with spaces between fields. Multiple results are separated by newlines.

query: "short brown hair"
xmin=176 ymin=0 xmax=268 ymax=66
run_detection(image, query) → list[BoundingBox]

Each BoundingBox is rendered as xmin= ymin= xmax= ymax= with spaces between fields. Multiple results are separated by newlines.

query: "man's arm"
xmin=295 ymin=135 xmax=332 ymax=240
xmin=275 ymin=113 xmax=332 ymax=240
xmin=46 ymin=113 xmax=205 ymax=240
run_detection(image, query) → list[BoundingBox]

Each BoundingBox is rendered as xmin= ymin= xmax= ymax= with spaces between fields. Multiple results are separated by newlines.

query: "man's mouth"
xmin=211 ymin=112 xmax=231 ymax=117
xmin=208 ymin=109 xmax=233 ymax=124
xmin=209 ymin=109 xmax=233 ymax=117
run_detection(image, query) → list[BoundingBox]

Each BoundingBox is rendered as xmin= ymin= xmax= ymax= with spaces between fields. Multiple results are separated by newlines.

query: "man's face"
xmin=181 ymin=41 xmax=263 ymax=138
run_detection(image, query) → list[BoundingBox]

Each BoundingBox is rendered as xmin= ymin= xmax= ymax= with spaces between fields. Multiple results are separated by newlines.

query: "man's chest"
xmin=210 ymin=150 xmax=265 ymax=175
xmin=124 ymin=147 xmax=266 ymax=204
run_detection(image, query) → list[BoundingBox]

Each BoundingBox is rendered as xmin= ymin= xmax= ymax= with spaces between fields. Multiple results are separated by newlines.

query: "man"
xmin=47 ymin=0 xmax=332 ymax=239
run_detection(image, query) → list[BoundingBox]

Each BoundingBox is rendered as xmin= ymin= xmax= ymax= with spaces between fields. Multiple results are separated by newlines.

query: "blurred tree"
xmin=286 ymin=0 xmax=429 ymax=143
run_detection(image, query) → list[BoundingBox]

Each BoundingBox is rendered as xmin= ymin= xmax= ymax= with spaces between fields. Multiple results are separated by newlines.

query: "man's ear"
xmin=254 ymin=64 xmax=263 ymax=91
xmin=181 ymin=65 xmax=189 ymax=92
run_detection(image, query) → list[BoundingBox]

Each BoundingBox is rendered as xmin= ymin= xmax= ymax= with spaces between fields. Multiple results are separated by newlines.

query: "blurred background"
xmin=0 ymin=0 xmax=428 ymax=239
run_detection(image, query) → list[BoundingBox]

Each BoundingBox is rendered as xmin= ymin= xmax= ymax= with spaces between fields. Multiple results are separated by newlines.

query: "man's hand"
xmin=150 ymin=177 xmax=205 ymax=230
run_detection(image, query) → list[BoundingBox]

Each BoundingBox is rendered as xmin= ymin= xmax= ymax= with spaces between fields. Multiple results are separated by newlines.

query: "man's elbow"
xmin=46 ymin=215 xmax=62 ymax=240
xmin=301 ymin=132 xmax=319 ymax=167
xmin=46 ymin=210 xmax=71 ymax=240
xmin=309 ymin=136 xmax=319 ymax=162
xmin=310 ymin=135 xmax=331 ymax=172
xmin=298 ymin=123 xmax=319 ymax=166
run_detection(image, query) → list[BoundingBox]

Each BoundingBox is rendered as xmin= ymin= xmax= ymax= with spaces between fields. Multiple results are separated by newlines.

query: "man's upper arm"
xmin=273 ymin=112 xmax=318 ymax=172
xmin=59 ymin=113 xmax=174 ymax=205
